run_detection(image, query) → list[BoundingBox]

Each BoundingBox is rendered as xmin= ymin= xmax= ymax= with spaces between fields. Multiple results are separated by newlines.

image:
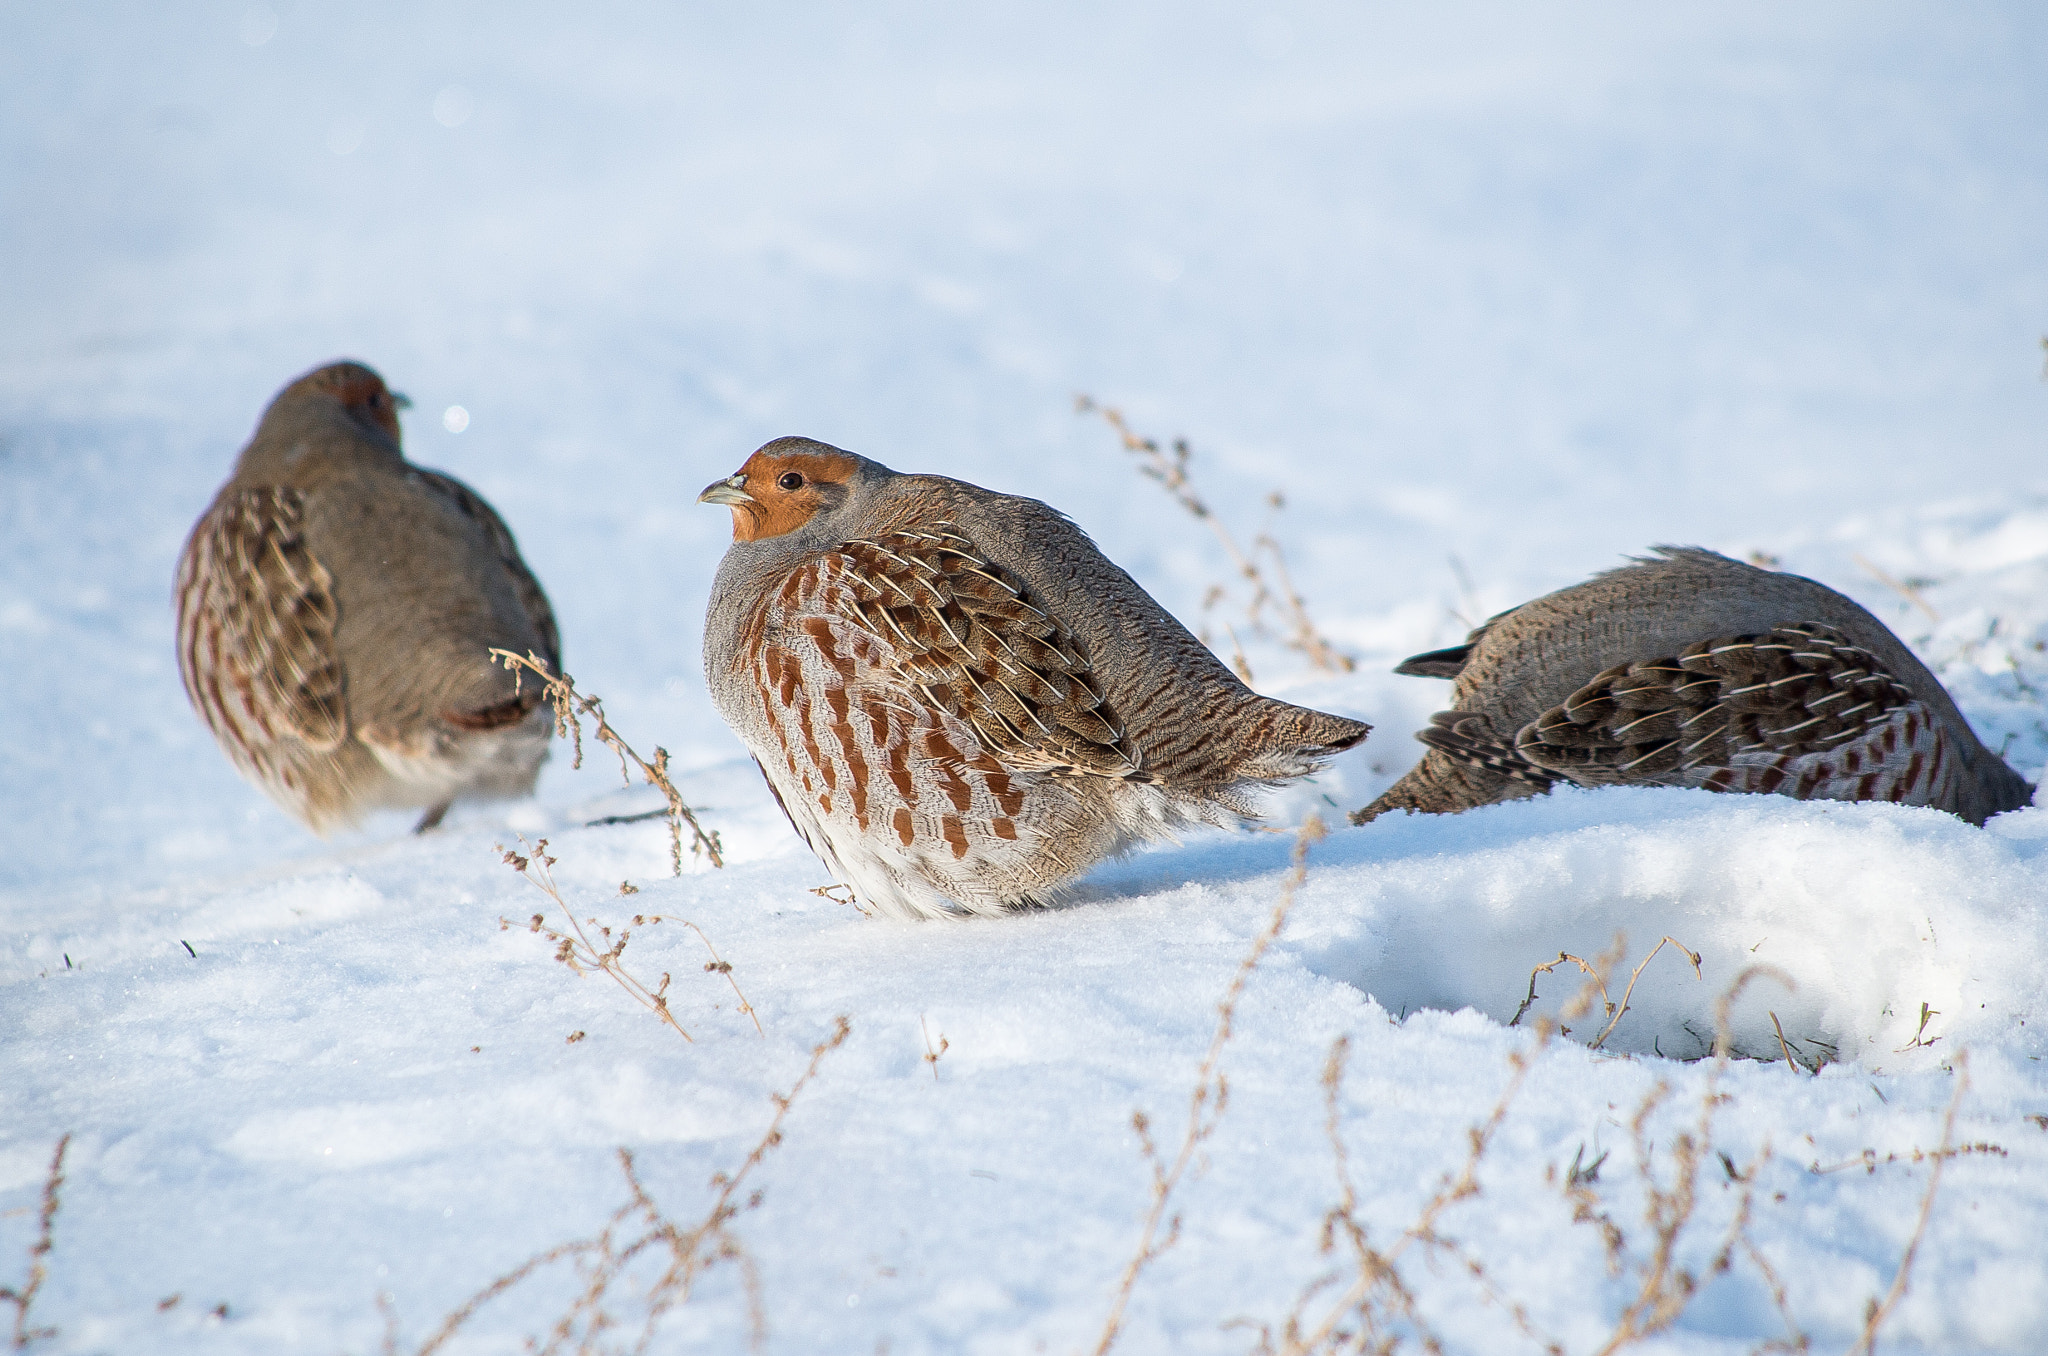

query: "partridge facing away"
xmin=699 ymin=438 xmax=1371 ymax=920
xmin=176 ymin=361 xmax=560 ymax=834
xmin=1355 ymin=548 xmax=2031 ymax=827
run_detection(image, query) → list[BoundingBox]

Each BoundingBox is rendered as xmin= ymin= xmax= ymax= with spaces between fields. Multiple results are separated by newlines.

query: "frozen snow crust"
xmin=7 ymin=3 xmax=2048 ymax=1353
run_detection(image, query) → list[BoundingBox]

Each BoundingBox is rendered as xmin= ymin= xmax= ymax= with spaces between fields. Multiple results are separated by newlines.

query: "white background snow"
xmin=5 ymin=3 xmax=2048 ymax=1352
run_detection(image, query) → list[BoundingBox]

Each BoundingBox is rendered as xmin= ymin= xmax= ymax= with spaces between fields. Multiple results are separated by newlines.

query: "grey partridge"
xmin=1356 ymin=548 xmax=2031 ymax=826
xmin=699 ymin=438 xmax=1370 ymax=920
xmin=176 ymin=360 xmax=560 ymax=834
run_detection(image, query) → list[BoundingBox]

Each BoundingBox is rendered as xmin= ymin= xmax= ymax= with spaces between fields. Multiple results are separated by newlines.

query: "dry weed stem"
xmin=1075 ymin=398 xmax=1354 ymax=676
xmin=1091 ymin=816 xmax=1328 ymax=1356
xmin=500 ymin=837 xmax=762 ymax=1040
xmin=492 ymin=650 xmax=723 ymax=873
xmin=1846 ymin=1051 xmax=1970 ymax=1356
xmin=1509 ymin=934 xmax=1701 ymax=1050
xmin=398 ymin=1018 xmax=851 ymax=1356
xmin=0 ymin=1135 xmax=68 ymax=1351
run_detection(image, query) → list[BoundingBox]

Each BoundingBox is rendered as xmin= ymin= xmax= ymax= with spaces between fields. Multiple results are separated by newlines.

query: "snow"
xmin=5 ymin=3 xmax=2048 ymax=1353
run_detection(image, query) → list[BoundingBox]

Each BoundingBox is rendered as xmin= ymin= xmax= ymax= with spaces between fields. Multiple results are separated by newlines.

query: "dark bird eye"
xmin=777 ymin=471 xmax=805 ymax=491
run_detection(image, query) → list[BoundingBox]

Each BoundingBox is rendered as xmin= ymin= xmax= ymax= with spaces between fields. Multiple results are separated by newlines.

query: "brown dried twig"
xmin=1076 ymin=398 xmax=1354 ymax=676
xmin=1571 ymin=966 xmax=1798 ymax=1355
xmin=920 ymin=1016 xmax=950 ymax=1082
xmin=0 ymin=1135 xmax=68 ymax=1351
xmin=1253 ymin=938 xmax=1642 ymax=1355
xmin=395 ymin=1018 xmax=850 ymax=1356
xmin=1852 ymin=554 xmax=1942 ymax=627
xmin=1262 ymin=963 xmax=1810 ymax=1356
xmin=1810 ymin=1140 xmax=2004 ymax=1177
xmin=492 ymin=650 xmax=723 ymax=874
xmin=1274 ymin=1032 xmax=1559 ymax=1356
xmin=499 ymin=837 xmax=762 ymax=1040
xmin=1846 ymin=1051 xmax=1971 ymax=1356
xmin=1508 ymin=934 xmax=1702 ymax=1050
xmin=1091 ymin=816 xmax=1327 ymax=1356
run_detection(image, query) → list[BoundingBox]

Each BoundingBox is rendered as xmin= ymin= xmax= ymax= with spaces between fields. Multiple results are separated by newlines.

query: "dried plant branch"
xmin=1510 ymin=948 xmax=1608 ymax=1030
xmin=1846 ymin=1051 xmax=1970 ymax=1356
xmin=399 ymin=1018 xmax=850 ymax=1356
xmin=1587 ymin=1081 xmax=1698 ymax=1355
xmin=1597 ymin=938 xmax=1703 ymax=1049
xmin=920 ymin=1016 xmax=950 ymax=1081
xmin=0 ymin=1135 xmax=68 ymax=1351
xmin=1263 ymin=1012 xmax=1554 ymax=1355
xmin=1852 ymin=554 xmax=1942 ymax=626
xmin=1577 ymin=967 xmax=1795 ymax=1355
xmin=1253 ymin=943 xmax=1642 ymax=1354
xmin=1508 ymin=935 xmax=1701 ymax=1051
xmin=1809 ymin=1141 xmax=2004 ymax=1176
xmin=676 ymin=918 xmax=762 ymax=1035
xmin=1091 ymin=816 xmax=1327 ymax=1356
xmin=1075 ymin=398 xmax=1354 ymax=675
xmin=500 ymin=837 xmax=762 ymax=1041
xmin=1736 ymin=1215 xmax=1812 ymax=1356
xmin=1703 ymin=1140 xmax=1810 ymax=1356
xmin=492 ymin=650 xmax=723 ymax=873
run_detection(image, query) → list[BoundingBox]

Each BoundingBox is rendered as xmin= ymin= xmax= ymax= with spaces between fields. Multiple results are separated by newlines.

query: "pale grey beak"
xmin=697 ymin=474 xmax=754 ymax=508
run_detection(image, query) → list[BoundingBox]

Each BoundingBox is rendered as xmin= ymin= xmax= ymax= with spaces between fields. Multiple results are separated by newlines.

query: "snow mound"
xmin=1286 ymin=788 xmax=2048 ymax=1071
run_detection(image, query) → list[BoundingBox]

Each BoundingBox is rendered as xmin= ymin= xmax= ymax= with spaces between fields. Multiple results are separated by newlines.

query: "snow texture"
xmin=4 ymin=3 xmax=2048 ymax=1353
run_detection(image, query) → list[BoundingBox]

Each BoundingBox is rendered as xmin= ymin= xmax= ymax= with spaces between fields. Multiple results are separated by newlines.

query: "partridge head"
xmin=1355 ymin=548 xmax=2031 ymax=826
xmin=176 ymin=360 xmax=562 ymax=835
xmin=700 ymin=438 xmax=1370 ymax=920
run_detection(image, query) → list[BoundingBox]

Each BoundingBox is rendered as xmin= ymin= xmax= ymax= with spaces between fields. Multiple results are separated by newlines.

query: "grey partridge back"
xmin=177 ymin=361 xmax=560 ymax=833
xmin=701 ymin=439 xmax=1369 ymax=919
xmin=1356 ymin=548 xmax=2030 ymax=826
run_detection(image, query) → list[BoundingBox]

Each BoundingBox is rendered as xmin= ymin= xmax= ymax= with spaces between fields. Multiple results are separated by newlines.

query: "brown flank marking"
xmin=985 ymin=772 xmax=1025 ymax=817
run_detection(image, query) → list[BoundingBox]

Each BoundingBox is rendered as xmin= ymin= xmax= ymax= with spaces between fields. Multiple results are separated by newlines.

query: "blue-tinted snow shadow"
xmin=1063 ymin=783 xmax=1746 ymax=911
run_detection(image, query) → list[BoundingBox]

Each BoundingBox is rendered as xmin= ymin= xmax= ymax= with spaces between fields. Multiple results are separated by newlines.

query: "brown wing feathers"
xmin=1513 ymin=624 xmax=1913 ymax=784
xmin=831 ymin=526 xmax=1143 ymax=779
xmin=1416 ymin=711 xmax=1556 ymax=789
xmin=176 ymin=488 xmax=347 ymax=758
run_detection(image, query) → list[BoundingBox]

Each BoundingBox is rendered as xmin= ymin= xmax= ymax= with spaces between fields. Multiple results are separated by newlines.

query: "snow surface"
xmin=5 ymin=3 xmax=2048 ymax=1353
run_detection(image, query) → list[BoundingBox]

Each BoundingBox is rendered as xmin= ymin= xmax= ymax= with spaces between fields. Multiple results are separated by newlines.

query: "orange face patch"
xmin=306 ymin=364 xmax=404 ymax=442
xmin=725 ymin=450 xmax=861 ymax=542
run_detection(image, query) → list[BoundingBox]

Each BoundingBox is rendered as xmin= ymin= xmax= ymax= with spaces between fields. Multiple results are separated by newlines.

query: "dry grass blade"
xmin=1075 ymin=397 xmax=1354 ymax=675
xmin=1091 ymin=816 xmax=1327 ymax=1356
xmin=492 ymin=649 xmax=723 ymax=873
xmin=500 ymin=837 xmax=762 ymax=1041
xmin=1846 ymin=1050 xmax=1970 ymax=1356
xmin=0 ymin=1135 xmax=68 ymax=1351
xmin=1768 ymin=1013 xmax=1806 ymax=1075
xmin=398 ymin=1018 xmax=851 ymax=1356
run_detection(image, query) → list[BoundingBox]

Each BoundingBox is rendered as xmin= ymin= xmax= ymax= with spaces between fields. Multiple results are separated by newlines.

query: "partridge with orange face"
xmin=700 ymin=438 xmax=1371 ymax=920
xmin=176 ymin=360 xmax=560 ymax=834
